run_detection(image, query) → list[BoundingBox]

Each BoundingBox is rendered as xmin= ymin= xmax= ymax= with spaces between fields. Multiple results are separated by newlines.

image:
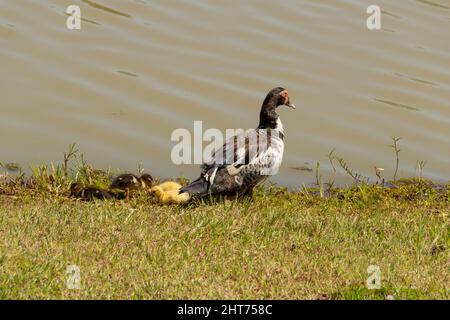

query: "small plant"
xmin=326 ymin=149 xmax=369 ymax=184
xmin=389 ymin=136 xmax=401 ymax=182
xmin=315 ymin=162 xmax=324 ymax=197
xmin=327 ymin=148 xmax=337 ymax=173
xmin=335 ymin=156 xmax=370 ymax=184
xmin=415 ymin=160 xmax=427 ymax=179
xmin=63 ymin=143 xmax=78 ymax=177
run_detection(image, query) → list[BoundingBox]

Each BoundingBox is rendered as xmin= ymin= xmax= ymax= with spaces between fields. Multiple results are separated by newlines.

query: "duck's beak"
xmin=285 ymin=101 xmax=296 ymax=109
xmin=281 ymin=90 xmax=296 ymax=109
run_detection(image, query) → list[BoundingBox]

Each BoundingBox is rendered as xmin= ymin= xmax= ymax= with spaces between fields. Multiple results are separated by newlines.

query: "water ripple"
xmin=416 ymin=0 xmax=450 ymax=10
xmin=81 ymin=0 xmax=132 ymax=18
xmin=374 ymin=98 xmax=421 ymax=112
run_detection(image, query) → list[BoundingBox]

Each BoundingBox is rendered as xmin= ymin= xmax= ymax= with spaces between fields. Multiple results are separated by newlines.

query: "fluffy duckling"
xmin=70 ymin=182 xmax=112 ymax=201
xmin=109 ymin=173 xmax=153 ymax=197
xmin=157 ymin=181 xmax=186 ymax=192
xmin=150 ymin=181 xmax=190 ymax=205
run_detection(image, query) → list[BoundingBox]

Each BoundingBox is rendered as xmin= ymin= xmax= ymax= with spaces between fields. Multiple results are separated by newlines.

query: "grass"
xmin=0 ymin=146 xmax=449 ymax=299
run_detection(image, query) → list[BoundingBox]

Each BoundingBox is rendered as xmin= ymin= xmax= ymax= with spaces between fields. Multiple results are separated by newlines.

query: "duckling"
xmin=150 ymin=181 xmax=190 ymax=205
xmin=157 ymin=181 xmax=186 ymax=192
xmin=70 ymin=182 xmax=112 ymax=201
xmin=109 ymin=173 xmax=153 ymax=197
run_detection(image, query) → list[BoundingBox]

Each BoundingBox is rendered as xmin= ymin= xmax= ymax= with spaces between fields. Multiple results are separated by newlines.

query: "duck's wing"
xmin=180 ymin=129 xmax=283 ymax=196
xmin=204 ymin=128 xmax=281 ymax=172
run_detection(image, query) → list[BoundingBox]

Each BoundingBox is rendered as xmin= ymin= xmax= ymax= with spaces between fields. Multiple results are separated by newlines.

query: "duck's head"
xmin=258 ymin=87 xmax=295 ymax=129
xmin=109 ymin=174 xmax=142 ymax=191
xmin=150 ymin=185 xmax=164 ymax=197
xmin=263 ymin=87 xmax=296 ymax=109
xmin=70 ymin=182 xmax=84 ymax=196
xmin=140 ymin=174 xmax=154 ymax=188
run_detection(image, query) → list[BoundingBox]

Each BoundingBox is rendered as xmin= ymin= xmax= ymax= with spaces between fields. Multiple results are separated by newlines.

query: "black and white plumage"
xmin=180 ymin=87 xmax=295 ymax=197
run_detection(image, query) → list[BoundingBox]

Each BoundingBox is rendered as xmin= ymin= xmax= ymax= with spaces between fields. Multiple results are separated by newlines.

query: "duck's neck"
xmin=257 ymin=101 xmax=279 ymax=130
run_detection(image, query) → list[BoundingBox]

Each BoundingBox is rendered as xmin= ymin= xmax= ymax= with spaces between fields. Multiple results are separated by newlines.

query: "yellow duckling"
xmin=150 ymin=181 xmax=190 ymax=205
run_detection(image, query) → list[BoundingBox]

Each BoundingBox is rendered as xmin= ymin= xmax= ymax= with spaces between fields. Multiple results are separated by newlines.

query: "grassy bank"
xmin=1 ymin=144 xmax=449 ymax=299
xmin=0 ymin=181 xmax=448 ymax=299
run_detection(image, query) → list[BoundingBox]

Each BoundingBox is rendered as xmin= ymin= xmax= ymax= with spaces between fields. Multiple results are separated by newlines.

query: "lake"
xmin=1 ymin=0 xmax=449 ymax=186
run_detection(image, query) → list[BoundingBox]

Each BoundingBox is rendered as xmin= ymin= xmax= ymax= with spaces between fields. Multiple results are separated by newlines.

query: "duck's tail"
xmin=179 ymin=177 xmax=209 ymax=197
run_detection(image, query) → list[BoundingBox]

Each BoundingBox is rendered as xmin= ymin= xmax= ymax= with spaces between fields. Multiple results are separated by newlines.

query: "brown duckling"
xmin=150 ymin=181 xmax=190 ymax=205
xmin=109 ymin=173 xmax=153 ymax=197
xmin=70 ymin=182 xmax=112 ymax=201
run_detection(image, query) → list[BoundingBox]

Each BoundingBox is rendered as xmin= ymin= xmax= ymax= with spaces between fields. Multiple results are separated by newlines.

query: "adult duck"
xmin=180 ymin=87 xmax=295 ymax=197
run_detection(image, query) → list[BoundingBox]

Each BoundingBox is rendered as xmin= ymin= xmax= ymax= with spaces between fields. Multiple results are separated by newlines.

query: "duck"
xmin=70 ymin=182 xmax=113 ymax=200
xmin=150 ymin=181 xmax=190 ymax=204
xmin=109 ymin=173 xmax=153 ymax=197
xmin=180 ymin=87 xmax=295 ymax=198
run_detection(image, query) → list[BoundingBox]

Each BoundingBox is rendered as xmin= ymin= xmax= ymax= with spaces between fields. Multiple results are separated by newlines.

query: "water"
xmin=1 ymin=0 xmax=450 ymax=186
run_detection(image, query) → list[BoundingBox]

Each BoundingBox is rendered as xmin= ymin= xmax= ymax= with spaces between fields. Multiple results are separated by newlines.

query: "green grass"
xmin=0 ymin=145 xmax=449 ymax=299
xmin=0 ymin=184 xmax=448 ymax=299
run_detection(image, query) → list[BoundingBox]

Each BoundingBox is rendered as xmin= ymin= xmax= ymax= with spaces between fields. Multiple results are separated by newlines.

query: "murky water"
xmin=1 ymin=0 xmax=450 ymax=186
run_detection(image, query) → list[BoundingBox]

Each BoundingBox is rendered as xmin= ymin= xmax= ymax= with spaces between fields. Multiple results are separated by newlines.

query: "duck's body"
xmin=151 ymin=181 xmax=190 ymax=204
xmin=70 ymin=183 xmax=112 ymax=201
xmin=109 ymin=173 xmax=153 ymax=197
xmin=180 ymin=87 xmax=295 ymax=198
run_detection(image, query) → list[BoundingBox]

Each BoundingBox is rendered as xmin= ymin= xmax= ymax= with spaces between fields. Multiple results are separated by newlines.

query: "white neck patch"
xmin=275 ymin=117 xmax=284 ymax=135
